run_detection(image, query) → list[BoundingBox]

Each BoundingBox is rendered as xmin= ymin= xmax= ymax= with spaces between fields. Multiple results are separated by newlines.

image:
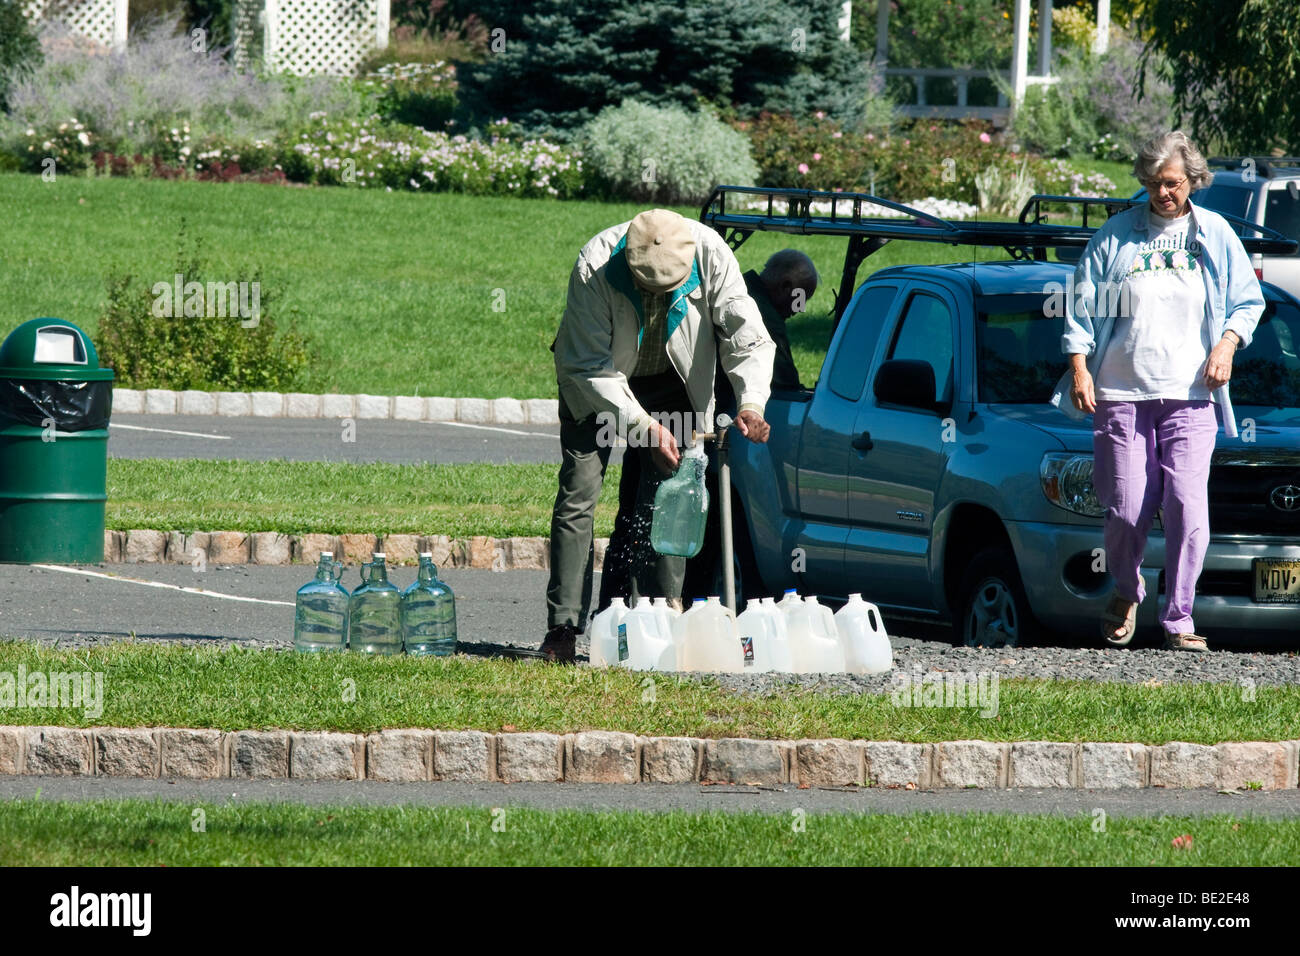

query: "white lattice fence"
xmin=263 ymin=0 xmax=390 ymax=75
xmin=21 ymin=0 xmax=127 ymax=50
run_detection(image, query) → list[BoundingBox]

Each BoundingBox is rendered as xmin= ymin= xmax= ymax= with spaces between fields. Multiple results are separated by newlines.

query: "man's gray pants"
xmin=545 ymin=398 xmax=612 ymax=632
xmin=546 ymin=375 xmax=691 ymax=632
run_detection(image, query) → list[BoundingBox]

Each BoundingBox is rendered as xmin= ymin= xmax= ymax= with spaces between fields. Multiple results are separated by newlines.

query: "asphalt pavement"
xmin=0 ymin=564 xmax=550 ymax=652
xmin=5 ymin=565 xmax=1300 ymax=688
xmin=106 ymin=414 xmax=612 ymax=465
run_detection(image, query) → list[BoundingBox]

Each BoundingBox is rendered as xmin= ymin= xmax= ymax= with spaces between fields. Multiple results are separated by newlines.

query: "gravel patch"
xmin=8 ymin=625 xmax=1298 ymax=694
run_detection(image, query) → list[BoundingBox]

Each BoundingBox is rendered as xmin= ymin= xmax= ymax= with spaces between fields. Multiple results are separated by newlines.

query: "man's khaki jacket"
xmin=553 ymin=217 xmax=776 ymax=433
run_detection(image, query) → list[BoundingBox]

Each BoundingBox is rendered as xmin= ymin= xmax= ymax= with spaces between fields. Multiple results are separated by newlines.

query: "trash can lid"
xmin=0 ymin=318 xmax=114 ymax=381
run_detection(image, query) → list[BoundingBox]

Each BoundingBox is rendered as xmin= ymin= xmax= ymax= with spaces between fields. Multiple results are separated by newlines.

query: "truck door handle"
xmin=851 ymin=431 xmax=874 ymax=452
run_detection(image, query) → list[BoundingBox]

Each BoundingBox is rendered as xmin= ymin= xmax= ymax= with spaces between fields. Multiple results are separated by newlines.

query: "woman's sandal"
xmin=1100 ymin=593 xmax=1138 ymax=646
xmin=1163 ymin=632 xmax=1208 ymax=652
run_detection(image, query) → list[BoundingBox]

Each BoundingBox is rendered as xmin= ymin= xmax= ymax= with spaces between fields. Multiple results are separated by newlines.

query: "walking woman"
xmin=1050 ymin=131 xmax=1264 ymax=651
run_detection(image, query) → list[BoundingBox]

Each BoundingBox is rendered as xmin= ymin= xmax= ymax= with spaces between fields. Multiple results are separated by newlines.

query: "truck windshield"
xmin=976 ymin=294 xmax=1300 ymax=409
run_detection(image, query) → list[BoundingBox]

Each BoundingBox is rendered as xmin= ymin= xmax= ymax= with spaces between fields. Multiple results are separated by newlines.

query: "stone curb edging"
xmin=2 ymin=728 xmax=1297 ymax=789
xmin=103 ymin=531 xmax=599 ymax=571
xmin=112 ymin=389 xmax=559 ymax=426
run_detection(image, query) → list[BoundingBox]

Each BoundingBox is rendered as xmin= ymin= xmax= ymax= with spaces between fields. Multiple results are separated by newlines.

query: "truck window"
xmin=828 ymin=284 xmax=897 ymax=401
xmin=1197 ymin=182 xmax=1254 ymax=223
xmin=976 ymin=294 xmax=1067 ymax=403
xmin=1264 ymin=187 xmax=1300 ymax=256
xmin=885 ymin=292 xmax=954 ymax=404
xmin=1233 ymin=297 xmax=1300 ymax=408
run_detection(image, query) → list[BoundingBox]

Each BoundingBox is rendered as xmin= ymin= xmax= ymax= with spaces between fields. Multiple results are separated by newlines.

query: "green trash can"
xmin=0 ymin=318 xmax=114 ymax=563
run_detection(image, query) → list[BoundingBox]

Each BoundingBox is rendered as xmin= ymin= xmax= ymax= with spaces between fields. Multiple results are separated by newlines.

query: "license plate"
xmin=1251 ymin=559 xmax=1300 ymax=603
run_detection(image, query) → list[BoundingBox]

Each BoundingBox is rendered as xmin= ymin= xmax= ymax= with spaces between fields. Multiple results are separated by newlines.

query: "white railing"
xmin=882 ymin=67 xmax=1057 ymax=124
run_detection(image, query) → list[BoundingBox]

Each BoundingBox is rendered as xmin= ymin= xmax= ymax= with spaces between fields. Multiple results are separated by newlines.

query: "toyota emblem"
xmin=1270 ymin=485 xmax=1300 ymax=512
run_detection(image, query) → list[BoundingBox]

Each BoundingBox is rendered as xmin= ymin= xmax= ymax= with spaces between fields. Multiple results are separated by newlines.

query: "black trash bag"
xmin=0 ymin=378 xmax=112 ymax=431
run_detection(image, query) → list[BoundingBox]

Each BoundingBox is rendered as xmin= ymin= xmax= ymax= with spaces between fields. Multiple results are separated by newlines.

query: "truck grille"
xmin=1208 ymin=463 xmax=1300 ymax=536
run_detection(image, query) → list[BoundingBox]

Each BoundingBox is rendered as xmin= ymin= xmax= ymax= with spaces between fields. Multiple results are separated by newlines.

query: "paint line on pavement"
xmin=110 ymin=423 xmax=233 ymax=440
xmin=34 ymin=564 xmax=294 ymax=606
xmin=423 ymin=420 xmax=626 ymax=446
xmin=424 ymin=421 xmax=557 ymax=438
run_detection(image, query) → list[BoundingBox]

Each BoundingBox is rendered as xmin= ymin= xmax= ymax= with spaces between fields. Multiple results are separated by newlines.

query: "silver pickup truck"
xmin=704 ymin=187 xmax=1300 ymax=645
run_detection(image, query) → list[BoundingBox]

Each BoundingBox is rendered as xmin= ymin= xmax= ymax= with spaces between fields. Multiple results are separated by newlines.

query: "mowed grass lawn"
xmin=106 ymin=459 xmax=618 ymax=537
xmin=3 ymin=643 xmax=1298 ymax=743
xmin=2 ymin=801 xmax=1294 ymax=866
xmin=0 ymin=170 xmax=1144 ymax=398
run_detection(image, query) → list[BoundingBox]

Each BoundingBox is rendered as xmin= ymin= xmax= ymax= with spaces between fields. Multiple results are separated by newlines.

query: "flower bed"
xmin=279 ymin=115 xmax=584 ymax=198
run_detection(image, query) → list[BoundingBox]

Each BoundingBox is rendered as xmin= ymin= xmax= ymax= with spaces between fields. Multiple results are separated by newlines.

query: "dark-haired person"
xmin=682 ymin=249 xmax=818 ymax=601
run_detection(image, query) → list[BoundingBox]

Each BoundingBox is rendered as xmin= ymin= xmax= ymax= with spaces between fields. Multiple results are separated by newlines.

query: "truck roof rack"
xmin=1207 ymin=156 xmax=1300 ymax=177
xmin=700 ymin=186 xmax=1297 ymax=321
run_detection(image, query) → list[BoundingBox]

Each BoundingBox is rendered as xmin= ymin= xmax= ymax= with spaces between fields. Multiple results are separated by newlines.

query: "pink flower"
xmin=812 ymin=152 xmax=822 ymax=161
xmin=832 ymin=131 xmax=843 ymax=138
xmin=815 ymin=111 xmax=825 ymax=119
xmin=798 ymin=163 xmax=810 ymax=174
xmin=866 ymin=133 xmax=875 ymax=141
xmin=979 ymin=132 xmax=992 ymax=144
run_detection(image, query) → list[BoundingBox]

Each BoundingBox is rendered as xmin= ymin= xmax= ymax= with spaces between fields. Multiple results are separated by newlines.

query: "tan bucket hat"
xmin=625 ymin=209 xmax=695 ymax=293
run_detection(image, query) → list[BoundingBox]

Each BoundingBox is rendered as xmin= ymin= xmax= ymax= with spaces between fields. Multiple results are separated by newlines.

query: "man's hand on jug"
xmin=735 ymin=409 xmax=770 ymax=444
xmin=650 ymin=421 xmax=680 ymax=474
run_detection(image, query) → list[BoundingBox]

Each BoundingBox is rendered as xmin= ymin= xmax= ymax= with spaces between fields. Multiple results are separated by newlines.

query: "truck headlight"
xmin=1040 ymin=453 xmax=1106 ymax=517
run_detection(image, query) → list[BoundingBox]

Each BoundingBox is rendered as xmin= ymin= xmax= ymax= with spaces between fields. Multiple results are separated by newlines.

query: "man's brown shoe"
xmin=537 ymin=623 xmax=578 ymax=664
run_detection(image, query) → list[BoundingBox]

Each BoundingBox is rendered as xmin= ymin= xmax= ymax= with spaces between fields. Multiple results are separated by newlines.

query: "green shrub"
xmin=1008 ymin=38 xmax=1175 ymax=159
xmin=742 ymin=112 xmax=1016 ymax=205
xmin=974 ymin=159 xmax=1036 ymax=216
xmin=0 ymin=0 xmax=41 ymax=112
xmin=1 ymin=15 xmax=366 ymax=171
xmin=97 ymin=226 xmax=311 ymax=391
xmin=579 ymin=101 xmax=758 ymax=205
xmin=360 ymin=61 xmax=458 ymax=131
xmin=464 ymin=0 xmax=877 ymax=133
xmin=18 ymin=118 xmax=100 ymax=175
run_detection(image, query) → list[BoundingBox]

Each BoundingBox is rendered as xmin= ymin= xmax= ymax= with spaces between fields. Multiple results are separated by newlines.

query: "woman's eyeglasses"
xmin=1145 ymin=176 xmax=1187 ymax=192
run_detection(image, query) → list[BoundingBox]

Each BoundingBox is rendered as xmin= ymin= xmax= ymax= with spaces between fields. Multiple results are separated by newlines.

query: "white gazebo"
xmin=233 ymin=0 xmax=390 ymax=76
xmin=872 ymin=0 xmax=1112 ymax=124
xmin=21 ymin=0 xmax=128 ymax=50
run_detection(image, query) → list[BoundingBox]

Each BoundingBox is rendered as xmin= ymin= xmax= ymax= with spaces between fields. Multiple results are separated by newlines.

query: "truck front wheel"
xmin=956 ymin=546 xmax=1041 ymax=648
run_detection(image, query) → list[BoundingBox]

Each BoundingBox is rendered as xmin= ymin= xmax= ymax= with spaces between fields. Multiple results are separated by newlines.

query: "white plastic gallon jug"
xmin=672 ymin=598 xmax=707 ymax=669
xmin=834 ymin=593 xmax=893 ymax=674
xmin=759 ymin=596 xmax=795 ymax=673
xmin=623 ymin=597 xmax=675 ymax=671
xmin=784 ymin=596 xmax=845 ymax=673
xmin=678 ymin=596 xmax=744 ymax=672
xmin=651 ymin=597 xmax=680 ymax=643
xmin=588 ymin=597 xmax=628 ymax=667
xmin=736 ymin=598 xmax=776 ymax=672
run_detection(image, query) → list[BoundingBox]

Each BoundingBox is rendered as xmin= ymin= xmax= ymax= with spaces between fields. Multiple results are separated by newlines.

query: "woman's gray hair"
xmin=1133 ymin=131 xmax=1213 ymax=190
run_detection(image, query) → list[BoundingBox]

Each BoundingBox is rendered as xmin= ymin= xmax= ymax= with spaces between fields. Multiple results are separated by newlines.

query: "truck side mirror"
xmin=874 ymin=359 xmax=946 ymax=414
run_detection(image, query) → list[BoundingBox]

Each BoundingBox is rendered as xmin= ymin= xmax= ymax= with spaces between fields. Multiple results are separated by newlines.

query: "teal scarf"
xmin=606 ymin=232 xmax=700 ymax=347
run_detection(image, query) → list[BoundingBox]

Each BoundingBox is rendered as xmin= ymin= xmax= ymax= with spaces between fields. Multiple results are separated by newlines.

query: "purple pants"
xmin=1092 ymin=399 xmax=1218 ymax=634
